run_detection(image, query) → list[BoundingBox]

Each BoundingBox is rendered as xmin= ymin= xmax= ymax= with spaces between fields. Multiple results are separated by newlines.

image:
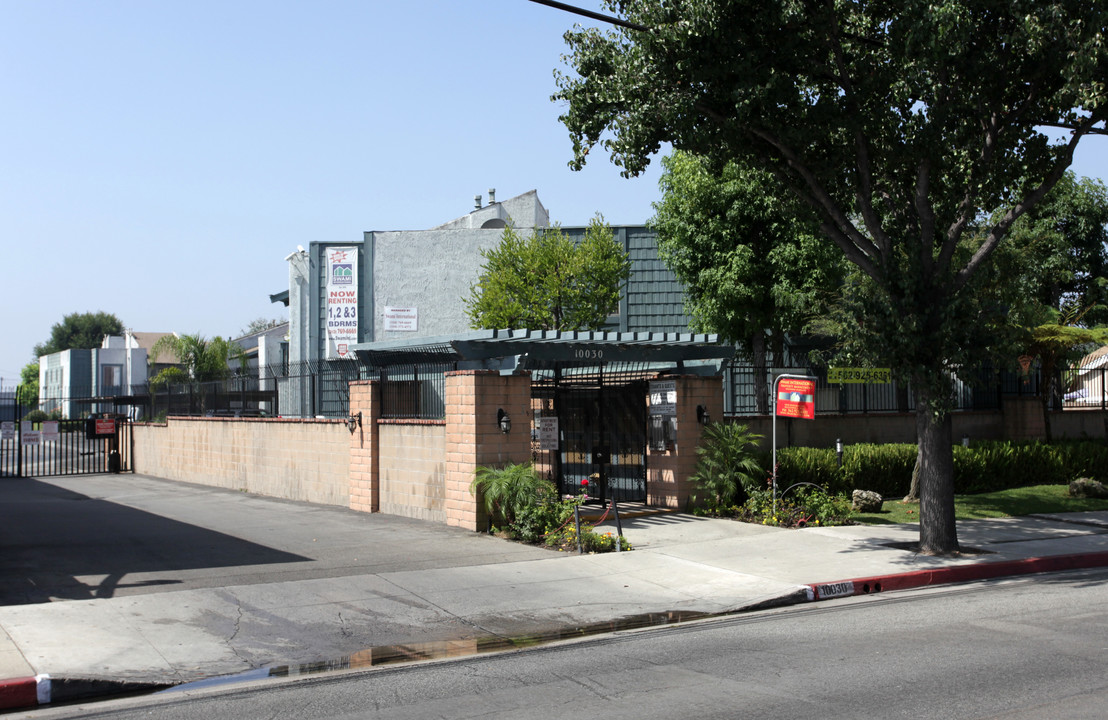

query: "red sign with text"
xmin=776 ymin=378 xmax=816 ymax=420
xmin=94 ymin=418 xmax=116 ymax=436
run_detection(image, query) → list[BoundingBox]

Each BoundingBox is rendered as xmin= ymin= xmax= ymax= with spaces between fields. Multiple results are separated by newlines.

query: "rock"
xmin=1069 ymin=478 xmax=1108 ymax=499
xmin=852 ymin=489 xmax=884 ymax=512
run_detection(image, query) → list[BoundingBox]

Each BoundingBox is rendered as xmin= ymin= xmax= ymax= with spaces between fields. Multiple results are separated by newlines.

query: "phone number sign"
xmin=827 ymin=367 xmax=892 ymax=384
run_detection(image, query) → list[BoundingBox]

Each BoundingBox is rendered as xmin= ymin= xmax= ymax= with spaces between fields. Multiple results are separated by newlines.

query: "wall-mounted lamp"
xmin=497 ymin=408 xmax=511 ymax=434
xmin=347 ymin=411 xmax=362 ymax=434
xmin=962 ymin=434 xmax=970 ymax=448
xmin=696 ymin=405 xmax=710 ymax=425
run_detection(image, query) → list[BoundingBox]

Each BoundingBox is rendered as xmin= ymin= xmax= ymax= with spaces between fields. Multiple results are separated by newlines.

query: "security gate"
xmin=532 ymin=369 xmax=648 ymax=504
xmin=0 ymin=416 xmax=131 ymax=478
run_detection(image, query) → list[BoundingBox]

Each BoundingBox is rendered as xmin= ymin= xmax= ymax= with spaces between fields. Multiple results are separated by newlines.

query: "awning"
xmin=349 ymin=329 xmax=735 ymax=371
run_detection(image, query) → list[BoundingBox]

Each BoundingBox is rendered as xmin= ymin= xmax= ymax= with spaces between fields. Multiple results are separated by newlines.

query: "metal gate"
xmin=0 ymin=415 xmax=132 ymax=478
xmin=532 ymin=368 xmax=648 ymax=504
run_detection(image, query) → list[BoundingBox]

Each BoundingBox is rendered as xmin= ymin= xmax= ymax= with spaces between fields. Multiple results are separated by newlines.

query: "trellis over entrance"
xmin=346 ymin=330 xmax=734 ymax=530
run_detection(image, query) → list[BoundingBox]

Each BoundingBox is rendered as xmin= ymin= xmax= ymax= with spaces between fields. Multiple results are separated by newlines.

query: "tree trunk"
xmin=915 ymin=386 xmax=960 ymax=555
xmin=752 ymin=333 xmax=769 ymax=415
xmin=903 ymin=452 xmax=920 ymax=503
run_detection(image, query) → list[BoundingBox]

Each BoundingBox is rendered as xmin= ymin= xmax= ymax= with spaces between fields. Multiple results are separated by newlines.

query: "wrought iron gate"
xmin=0 ymin=415 xmax=132 ymax=478
xmin=532 ymin=368 xmax=648 ymax=504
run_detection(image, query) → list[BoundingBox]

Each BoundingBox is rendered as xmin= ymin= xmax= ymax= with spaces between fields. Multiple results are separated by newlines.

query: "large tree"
xmin=33 ymin=311 xmax=125 ymax=358
xmin=554 ymin=1 xmax=1108 ymax=554
xmin=652 ymin=151 xmax=846 ymax=412
xmin=466 ymin=216 xmax=632 ymax=331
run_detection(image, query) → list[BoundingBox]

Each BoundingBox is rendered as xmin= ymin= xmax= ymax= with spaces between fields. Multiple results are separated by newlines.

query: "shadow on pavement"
xmin=0 ymin=477 xmax=309 ymax=605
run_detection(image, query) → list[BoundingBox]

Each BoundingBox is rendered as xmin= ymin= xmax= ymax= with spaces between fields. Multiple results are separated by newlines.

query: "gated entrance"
xmin=532 ymin=368 xmax=649 ymax=504
xmin=0 ymin=413 xmax=132 ymax=478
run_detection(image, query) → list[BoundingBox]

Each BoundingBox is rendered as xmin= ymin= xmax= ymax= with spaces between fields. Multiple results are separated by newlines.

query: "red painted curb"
xmin=809 ymin=551 xmax=1108 ymax=601
xmin=0 ymin=676 xmax=39 ymax=710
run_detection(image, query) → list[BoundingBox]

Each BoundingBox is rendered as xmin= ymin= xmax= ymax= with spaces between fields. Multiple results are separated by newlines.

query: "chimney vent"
xmin=488 ymin=188 xmax=496 ymax=204
xmin=474 ymin=194 xmax=482 ymax=210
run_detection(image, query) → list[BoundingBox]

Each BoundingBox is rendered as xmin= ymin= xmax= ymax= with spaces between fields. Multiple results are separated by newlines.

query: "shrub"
xmin=689 ymin=422 xmax=766 ymax=512
xmin=739 ymin=487 xmax=854 ymax=527
xmin=471 ymin=463 xmax=557 ymax=529
xmin=22 ymin=409 xmax=49 ymax=425
xmin=774 ymin=440 xmax=1108 ymax=498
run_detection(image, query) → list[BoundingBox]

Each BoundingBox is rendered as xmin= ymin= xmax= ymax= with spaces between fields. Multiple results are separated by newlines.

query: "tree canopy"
xmin=554 ymin=1 xmax=1108 ymax=554
xmin=33 ymin=311 xmax=125 ymax=358
xmin=465 ymin=216 xmax=632 ymax=331
xmin=652 ymin=151 xmax=846 ymax=410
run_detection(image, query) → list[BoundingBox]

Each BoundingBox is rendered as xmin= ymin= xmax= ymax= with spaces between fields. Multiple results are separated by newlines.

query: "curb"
xmin=0 ymin=674 xmax=49 ymax=711
xmin=0 ymin=674 xmax=172 ymax=711
xmin=807 ymin=550 xmax=1108 ymax=601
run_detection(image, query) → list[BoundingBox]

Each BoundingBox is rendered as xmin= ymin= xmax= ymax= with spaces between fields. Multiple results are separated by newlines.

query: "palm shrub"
xmin=689 ymin=422 xmax=766 ymax=513
xmin=470 ymin=463 xmax=557 ymax=530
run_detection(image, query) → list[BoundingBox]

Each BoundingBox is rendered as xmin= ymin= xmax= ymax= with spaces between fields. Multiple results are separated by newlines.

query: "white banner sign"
xmin=326 ymin=247 xmax=359 ymax=358
xmin=384 ymin=306 xmax=418 ymax=332
xmin=1 ymin=422 xmax=13 ymax=440
xmin=42 ymin=421 xmax=60 ymax=443
xmin=649 ymin=380 xmax=677 ymax=417
xmin=538 ymin=417 xmax=559 ymax=450
xmin=20 ymin=421 xmax=40 ymax=446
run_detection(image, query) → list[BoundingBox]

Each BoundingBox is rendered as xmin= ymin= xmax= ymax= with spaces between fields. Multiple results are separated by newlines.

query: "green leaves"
xmin=465 ymin=216 xmax=631 ymax=331
xmin=149 ymin=334 xmax=234 ymax=386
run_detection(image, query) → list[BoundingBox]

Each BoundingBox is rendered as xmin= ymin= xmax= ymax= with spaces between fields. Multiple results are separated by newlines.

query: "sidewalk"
xmin=3 ymin=474 xmax=1108 ymax=710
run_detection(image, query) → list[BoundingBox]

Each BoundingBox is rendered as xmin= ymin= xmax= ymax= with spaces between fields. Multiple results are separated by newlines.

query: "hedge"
xmin=770 ymin=441 xmax=1108 ymax=498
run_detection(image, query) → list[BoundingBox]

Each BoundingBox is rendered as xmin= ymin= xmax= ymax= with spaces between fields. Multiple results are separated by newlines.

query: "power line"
xmin=526 ymin=0 xmax=650 ymax=32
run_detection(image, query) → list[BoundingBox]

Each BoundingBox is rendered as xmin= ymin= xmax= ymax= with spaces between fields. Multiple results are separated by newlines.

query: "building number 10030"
xmin=574 ymin=348 xmax=604 ymax=360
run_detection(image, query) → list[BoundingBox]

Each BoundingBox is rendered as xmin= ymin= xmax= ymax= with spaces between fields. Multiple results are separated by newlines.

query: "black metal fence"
xmin=724 ymin=360 xmax=1108 ymax=416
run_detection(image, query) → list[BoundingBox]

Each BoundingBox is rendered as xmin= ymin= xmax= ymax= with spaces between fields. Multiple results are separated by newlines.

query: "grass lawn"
xmin=852 ymin=484 xmax=1108 ymax=525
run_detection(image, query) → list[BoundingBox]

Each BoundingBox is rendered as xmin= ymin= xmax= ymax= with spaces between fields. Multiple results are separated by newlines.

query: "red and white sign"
xmin=776 ymin=378 xmax=816 ymax=419
xmin=95 ymin=418 xmax=116 ymax=436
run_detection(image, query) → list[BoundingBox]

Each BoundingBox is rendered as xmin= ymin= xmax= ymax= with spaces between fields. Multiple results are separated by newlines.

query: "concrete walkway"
xmin=2 ymin=474 xmax=1108 ymax=709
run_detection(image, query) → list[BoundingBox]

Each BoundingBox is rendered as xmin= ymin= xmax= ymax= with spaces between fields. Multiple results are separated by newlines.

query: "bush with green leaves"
xmin=739 ymin=487 xmax=854 ymax=527
xmin=471 ymin=463 xmax=557 ymax=530
xmin=21 ymin=409 xmax=50 ymax=425
xmin=689 ymin=422 xmax=767 ymax=512
xmin=774 ymin=440 xmax=1108 ymax=498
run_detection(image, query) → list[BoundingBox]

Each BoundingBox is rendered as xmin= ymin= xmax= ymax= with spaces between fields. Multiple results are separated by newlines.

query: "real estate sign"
xmin=775 ymin=377 xmax=816 ymax=420
xmin=326 ymin=247 xmax=359 ymax=358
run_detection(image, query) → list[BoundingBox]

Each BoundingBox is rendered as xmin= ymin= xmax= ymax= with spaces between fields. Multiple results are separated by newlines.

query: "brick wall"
xmin=647 ymin=375 xmax=724 ymax=508
xmin=132 ymin=416 xmax=350 ymax=506
xmin=444 ymin=370 xmax=532 ymax=531
xmin=379 ymin=421 xmax=446 ymax=522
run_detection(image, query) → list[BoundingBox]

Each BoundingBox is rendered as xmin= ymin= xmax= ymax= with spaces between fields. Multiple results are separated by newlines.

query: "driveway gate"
xmin=532 ymin=368 xmax=648 ymax=504
xmin=0 ymin=416 xmax=132 ymax=478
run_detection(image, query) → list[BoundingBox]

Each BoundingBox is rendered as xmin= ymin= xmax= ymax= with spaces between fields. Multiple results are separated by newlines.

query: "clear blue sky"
xmin=2 ymin=1 xmax=1106 ymax=383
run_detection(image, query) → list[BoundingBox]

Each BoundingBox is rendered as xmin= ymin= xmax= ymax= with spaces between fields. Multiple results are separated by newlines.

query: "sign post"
xmin=772 ymin=374 xmax=817 ymax=514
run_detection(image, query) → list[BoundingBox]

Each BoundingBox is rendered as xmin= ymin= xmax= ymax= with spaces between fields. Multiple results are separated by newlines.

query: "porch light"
xmin=497 ymin=408 xmax=511 ymax=434
xmin=347 ymin=411 xmax=362 ymax=434
xmin=696 ymin=405 xmax=710 ymax=425
xmin=962 ymin=434 xmax=970 ymax=448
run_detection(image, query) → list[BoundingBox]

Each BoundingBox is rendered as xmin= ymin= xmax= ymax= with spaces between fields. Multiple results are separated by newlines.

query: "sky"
xmin=2 ymin=1 xmax=1106 ymax=384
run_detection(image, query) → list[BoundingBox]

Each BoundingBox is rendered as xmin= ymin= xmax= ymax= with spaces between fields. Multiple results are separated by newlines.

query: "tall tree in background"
xmin=554 ymin=1 xmax=1108 ymax=554
xmin=20 ymin=310 xmax=126 ymax=409
xmin=652 ymin=152 xmax=846 ymax=412
xmin=33 ymin=311 xmax=125 ymax=358
xmin=466 ymin=216 xmax=632 ymax=331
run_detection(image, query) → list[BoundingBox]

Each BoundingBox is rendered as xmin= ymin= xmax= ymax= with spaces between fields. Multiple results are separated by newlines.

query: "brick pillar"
xmin=349 ymin=380 xmax=380 ymax=513
xmin=444 ymin=370 xmax=532 ymax=531
xmin=646 ymin=375 xmax=725 ymax=508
